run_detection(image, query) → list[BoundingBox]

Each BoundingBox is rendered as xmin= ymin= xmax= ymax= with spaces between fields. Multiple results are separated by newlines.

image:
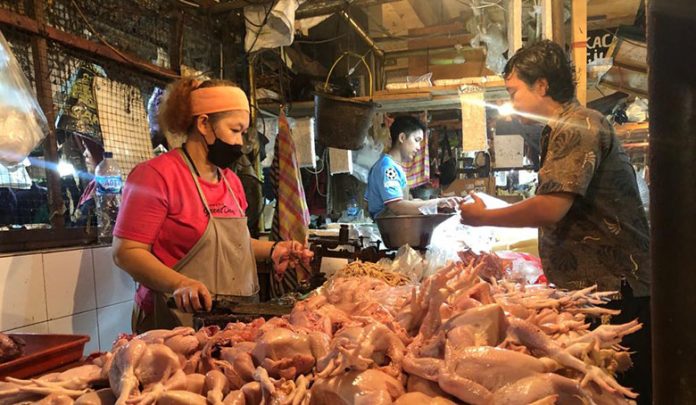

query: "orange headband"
xmin=190 ymin=86 xmax=250 ymax=116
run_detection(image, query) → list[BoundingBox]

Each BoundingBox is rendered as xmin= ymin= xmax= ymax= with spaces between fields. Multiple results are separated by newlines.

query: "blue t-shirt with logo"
xmin=365 ymin=154 xmax=407 ymax=218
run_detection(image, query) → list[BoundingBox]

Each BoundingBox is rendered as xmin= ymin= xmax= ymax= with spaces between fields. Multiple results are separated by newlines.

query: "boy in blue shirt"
xmin=366 ymin=116 xmax=461 ymax=218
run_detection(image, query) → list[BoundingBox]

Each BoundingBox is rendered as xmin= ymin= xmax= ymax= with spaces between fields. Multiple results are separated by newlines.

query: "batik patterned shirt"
xmin=537 ymin=100 xmax=650 ymax=297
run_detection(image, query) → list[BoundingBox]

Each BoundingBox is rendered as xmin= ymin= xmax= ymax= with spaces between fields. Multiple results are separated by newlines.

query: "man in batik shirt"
xmin=459 ymin=40 xmax=651 ymax=403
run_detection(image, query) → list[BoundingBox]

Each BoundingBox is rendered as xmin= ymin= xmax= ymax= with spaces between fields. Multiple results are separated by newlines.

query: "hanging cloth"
xmin=270 ymin=111 xmax=311 ymax=297
xmin=401 ymin=128 xmax=430 ymax=188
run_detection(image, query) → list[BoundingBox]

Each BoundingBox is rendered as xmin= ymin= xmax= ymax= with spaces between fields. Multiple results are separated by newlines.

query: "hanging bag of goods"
xmin=0 ymin=30 xmax=49 ymax=166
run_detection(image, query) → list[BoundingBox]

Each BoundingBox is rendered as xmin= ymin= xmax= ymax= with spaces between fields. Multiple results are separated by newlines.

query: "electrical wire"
xmin=294 ymin=33 xmax=349 ymax=44
xmin=312 ymin=168 xmax=328 ymax=198
xmin=455 ymin=0 xmax=505 ymax=11
xmin=70 ymin=0 xmax=181 ymax=79
xmin=303 ymin=149 xmax=327 ymax=198
xmin=303 ymin=149 xmax=327 ymax=175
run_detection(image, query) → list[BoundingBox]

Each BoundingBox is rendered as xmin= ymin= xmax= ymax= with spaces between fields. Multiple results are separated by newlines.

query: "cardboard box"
xmin=442 ymin=177 xmax=496 ymax=197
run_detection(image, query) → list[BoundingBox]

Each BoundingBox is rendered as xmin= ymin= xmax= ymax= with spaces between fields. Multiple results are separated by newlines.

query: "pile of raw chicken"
xmin=0 ymin=252 xmax=641 ymax=404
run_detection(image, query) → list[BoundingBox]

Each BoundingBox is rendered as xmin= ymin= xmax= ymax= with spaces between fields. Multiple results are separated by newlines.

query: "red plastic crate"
xmin=0 ymin=334 xmax=90 ymax=379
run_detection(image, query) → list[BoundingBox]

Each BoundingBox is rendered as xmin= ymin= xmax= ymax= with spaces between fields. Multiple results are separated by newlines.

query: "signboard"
xmin=587 ymin=30 xmax=615 ymax=63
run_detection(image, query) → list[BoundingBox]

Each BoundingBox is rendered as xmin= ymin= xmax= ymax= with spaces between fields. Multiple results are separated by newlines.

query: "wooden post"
xmin=506 ymin=0 xmax=522 ymax=55
xmin=571 ymin=0 xmax=587 ymax=105
xmin=552 ymin=0 xmax=566 ymax=48
xmin=28 ymin=0 xmax=65 ymax=228
xmin=169 ymin=9 xmax=185 ymax=75
xmin=541 ymin=0 xmax=554 ymax=40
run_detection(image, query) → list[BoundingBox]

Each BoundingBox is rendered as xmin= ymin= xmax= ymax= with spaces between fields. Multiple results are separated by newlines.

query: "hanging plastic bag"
xmin=0 ymin=30 xmax=49 ymax=166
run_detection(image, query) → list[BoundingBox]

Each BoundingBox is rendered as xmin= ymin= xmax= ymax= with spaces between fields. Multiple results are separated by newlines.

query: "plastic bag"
xmin=244 ymin=0 xmax=303 ymax=52
xmin=495 ymin=251 xmax=545 ymax=285
xmin=389 ymin=245 xmax=427 ymax=282
xmin=423 ymin=246 xmax=460 ymax=279
xmin=406 ymin=72 xmax=433 ymax=86
xmin=351 ymin=134 xmax=384 ymax=184
xmin=0 ymin=31 xmax=49 ymax=166
xmin=626 ymin=97 xmax=649 ymax=122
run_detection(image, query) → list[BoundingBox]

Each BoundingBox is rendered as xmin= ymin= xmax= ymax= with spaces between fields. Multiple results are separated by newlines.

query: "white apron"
xmin=133 ymin=149 xmax=259 ymax=332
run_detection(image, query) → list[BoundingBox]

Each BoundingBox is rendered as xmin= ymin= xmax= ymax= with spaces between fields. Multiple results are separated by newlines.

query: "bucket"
xmin=315 ymin=52 xmax=377 ymax=150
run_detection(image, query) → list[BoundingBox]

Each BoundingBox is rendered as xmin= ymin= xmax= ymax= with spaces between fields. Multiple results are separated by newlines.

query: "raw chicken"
xmin=393 ymin=391 xmax=456 ymax=405
xmin=0 ymin=333 xmax=24 ymax=363
xmin=310 ymin=369 xmax=404 ymax=405
xmin=7 ymin=251 xmax=643 ymax=405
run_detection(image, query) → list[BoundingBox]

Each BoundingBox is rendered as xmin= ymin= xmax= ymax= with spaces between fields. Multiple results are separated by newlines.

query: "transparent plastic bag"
xmin=389 ymin=245 xmax=426 ymax=282
xmin=0 ymin=31 xmax=49 ymax=166
xmin=496 ymin=251 xmax=545 ymax=285
xmin=351 ymin=135 xmax=383 ymax=184
xmin=423 ymin=246 xmax=460 ymax=279
xmin=406 ymin=72 xmax=433 ymax=86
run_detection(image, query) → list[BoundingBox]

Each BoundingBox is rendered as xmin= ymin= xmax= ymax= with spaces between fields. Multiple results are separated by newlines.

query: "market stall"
xmin=2 ymin=0 xmax=690 ymax=403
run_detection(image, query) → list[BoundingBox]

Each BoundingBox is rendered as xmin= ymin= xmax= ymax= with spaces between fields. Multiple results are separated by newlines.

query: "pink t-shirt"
xmin=114 ymin=149 xmax=248 ymax=268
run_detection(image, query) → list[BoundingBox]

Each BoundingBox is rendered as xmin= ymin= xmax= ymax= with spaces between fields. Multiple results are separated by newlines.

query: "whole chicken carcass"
xmin=309 ymin=369 xmax=404 ymax=405
xmin=251 ymin=327 xmax=317 ymax=380
xmin=6 ymin=364 xmax=105 ymax=398
xmin=393 ymin=391 xmax=456 ymax=405
xmin=108 ymin=340 xmax=186 ymax=405
xmin=505 ymin=317 xmax=638 ymax=399
xmin=316 ymin=321 xmax=406 ymax=380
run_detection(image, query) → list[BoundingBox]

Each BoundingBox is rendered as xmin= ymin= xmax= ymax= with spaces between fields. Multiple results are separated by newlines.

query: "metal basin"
xmin=375 ymin=213 xmax=455 ymax=250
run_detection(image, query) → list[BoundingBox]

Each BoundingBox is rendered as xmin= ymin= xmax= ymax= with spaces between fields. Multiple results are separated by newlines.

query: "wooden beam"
xmin=406 ymin=0 xmax=440 ymax=26
xmin=339 ymin=11 xmax=384 ymax=57
xmin=552 ymin=0 xmax=565 ymax=48
xmin=571 ymin=0 xmax=587 ymax=105
xmin=169 ymin=9 xmax=185 ymax=75
xmin=381 ymin=1 xmax=424 ymax=36
xmin=541 ymin=0 xmax=554 ymax=40
xmin=207 ymin=0 xmax=400 ymax=18
xmin=587 ymin=0 xmax=641 ymax=30
xmin=506 ymin=0 xmax=522 ymax=54
xmin=27 ymin=0 xmax=64 ymax=228
xmin=0 ymin=7 xmax=178 ymax=81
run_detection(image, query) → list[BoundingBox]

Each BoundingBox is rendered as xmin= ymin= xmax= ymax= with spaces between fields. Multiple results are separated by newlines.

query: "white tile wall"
xmin=97 ymin=301 xmax=133 ymax=352
xmin=0 ymin=254 xmax=47 ymax=331
xmin=44 ymin=250 xmax=97 ymax=320
xmin=7 ymin=322 xmax=49 ymax=334
xmin=93 ymin=247 xmax=135 ymax=308
xmin=48 ymin=310 xmax=100 ymax=355
xmin=1 ymin=246 xmax=135 ymax=356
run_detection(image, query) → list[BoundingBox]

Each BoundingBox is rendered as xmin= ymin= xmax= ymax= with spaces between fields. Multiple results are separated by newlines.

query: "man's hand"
xmin=437 ymin=196 xmax=464 ymax=213
xmin=272 ymin=240 xmax=314 ymax=276
xmin=173 ymin=278 xmax=212 ymax=313
xmin=459 ymin=192 xmax=488 ymax=226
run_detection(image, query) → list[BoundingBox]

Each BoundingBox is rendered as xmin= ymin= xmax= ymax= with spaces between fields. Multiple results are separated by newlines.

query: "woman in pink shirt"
xmin=113 ymin=78 xmax=312 ymax=333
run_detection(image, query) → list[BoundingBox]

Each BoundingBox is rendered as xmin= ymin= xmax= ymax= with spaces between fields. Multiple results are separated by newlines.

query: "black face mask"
xmin=206 ymin=126 xmax=244 ymax=168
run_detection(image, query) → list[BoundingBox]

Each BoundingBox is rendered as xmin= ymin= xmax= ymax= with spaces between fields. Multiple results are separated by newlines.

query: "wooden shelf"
xmin=259 ymin=78 xmax=508 ymax=117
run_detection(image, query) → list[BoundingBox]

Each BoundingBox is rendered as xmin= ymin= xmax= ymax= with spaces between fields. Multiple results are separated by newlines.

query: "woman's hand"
xmin=271 ymin=240 xmax=314 ymax=277
xmin=172 ymin=278 xmax=212 ymax=313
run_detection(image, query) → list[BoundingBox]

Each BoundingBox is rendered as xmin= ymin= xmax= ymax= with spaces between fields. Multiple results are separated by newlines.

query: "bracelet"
xmin=269 ymin=241 xmax=280 ymax=260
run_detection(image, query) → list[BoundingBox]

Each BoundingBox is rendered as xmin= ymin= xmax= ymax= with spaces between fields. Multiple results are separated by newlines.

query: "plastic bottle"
xmin=94 ymin=151 xmax=123 ymax=242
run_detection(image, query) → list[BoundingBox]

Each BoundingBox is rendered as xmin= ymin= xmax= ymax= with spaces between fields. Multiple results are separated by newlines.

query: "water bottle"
xmin=94 ymin=151 xmax=122 ymax=242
